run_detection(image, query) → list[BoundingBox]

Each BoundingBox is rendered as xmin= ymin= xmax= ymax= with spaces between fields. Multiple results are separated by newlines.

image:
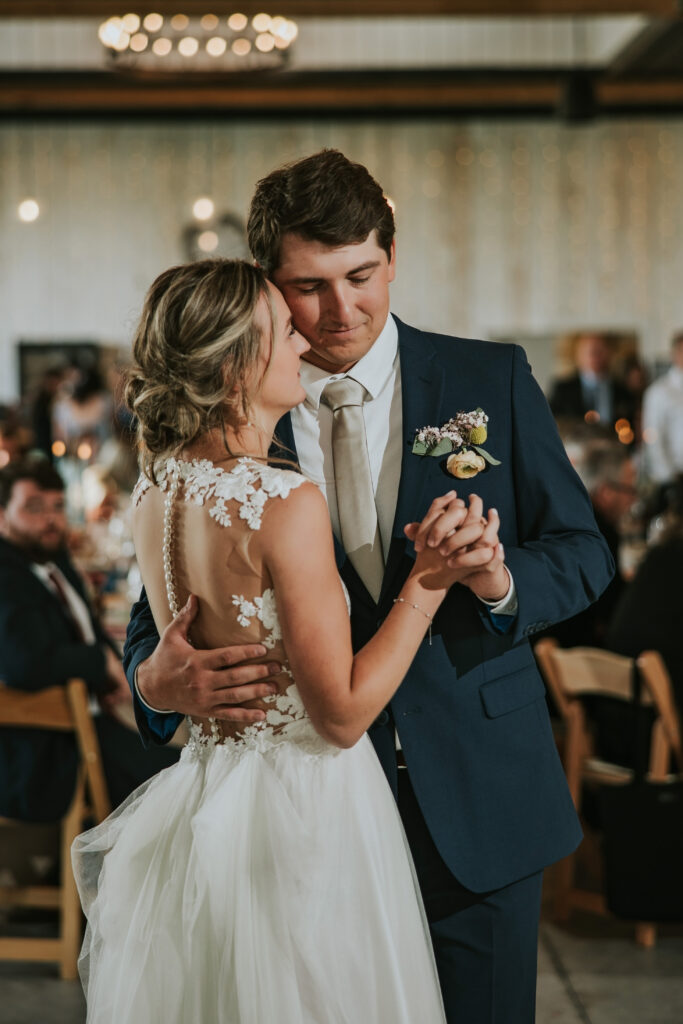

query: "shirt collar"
xmin=31 ymin=560 xmax=59 ymax=584
xmin=299 ymin=314 xmax=399 ymax=411
xmin=579 ymin=370 xmax=607 ymax=388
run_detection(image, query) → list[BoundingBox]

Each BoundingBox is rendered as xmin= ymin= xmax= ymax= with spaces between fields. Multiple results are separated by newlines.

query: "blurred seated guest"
xmin=541 ymin=441 xmax=634 ymax=648
xmin=0 ymin=410 xmax=32 ymax=468
xmin=549 ymin=331 xmax=636 ymax=430
xmin=0 ymin=459 xmax=177 ymax=822
xmin=52 ymin=365 xmax=114 ymax=458
xmin=29 ymin=367 xmax=64 ymax=462
xmin=642 ymin=331 xmax=683 ymax=486
xmin=606 ymin=474 xmax=683 ymax=718
xmin=614 ymin=352 xmax=649 ymax=444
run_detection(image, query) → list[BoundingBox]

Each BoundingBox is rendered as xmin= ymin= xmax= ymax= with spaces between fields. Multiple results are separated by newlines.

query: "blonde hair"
xmin=125 ymin=258 xmax=271 ymax=481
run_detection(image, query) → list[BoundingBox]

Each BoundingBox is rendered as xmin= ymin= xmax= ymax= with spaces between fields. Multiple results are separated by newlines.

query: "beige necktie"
xmin=322 ymin=377 xmax=385 ymax=602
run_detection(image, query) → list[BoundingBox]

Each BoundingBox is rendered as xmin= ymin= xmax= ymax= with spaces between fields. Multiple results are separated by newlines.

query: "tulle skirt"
xmin=72 ymin=729 xmax=446 ymax=1024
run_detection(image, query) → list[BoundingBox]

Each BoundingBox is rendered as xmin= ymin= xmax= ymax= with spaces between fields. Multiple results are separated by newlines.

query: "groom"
xmin=124 ymin=150 xmax=613 ymax=1023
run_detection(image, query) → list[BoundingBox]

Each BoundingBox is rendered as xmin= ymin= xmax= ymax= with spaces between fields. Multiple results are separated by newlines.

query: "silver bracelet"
xmin=393 ymin=597 xmax=433 ymax=646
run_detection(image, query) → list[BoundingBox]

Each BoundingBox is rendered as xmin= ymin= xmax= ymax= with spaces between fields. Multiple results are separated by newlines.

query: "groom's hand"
xmin=136 ymin=595 xmax=282 ymax=722
xmin=458 ymin=505 xmax=509 ymax=603
xmin=405 ymin=494 xmax=508 ymax=601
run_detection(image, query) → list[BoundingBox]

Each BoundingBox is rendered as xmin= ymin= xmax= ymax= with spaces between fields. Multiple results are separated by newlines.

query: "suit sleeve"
xmin=0 ymin=574 xmax=109 ymax=693
xmin=123 ymin=587 xmax=183 ymax=747
xmin=492 ymin=345 xmax=614 ymax=645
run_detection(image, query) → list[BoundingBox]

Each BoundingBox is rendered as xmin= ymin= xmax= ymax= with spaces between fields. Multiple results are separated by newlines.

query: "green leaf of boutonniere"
xmin=412 ymin=439 xmax=429 ymax=455
xmin=429 ymin=438 xmax=454 ymax=457
xmin=472 ymin=445 xmax=501 ymax=466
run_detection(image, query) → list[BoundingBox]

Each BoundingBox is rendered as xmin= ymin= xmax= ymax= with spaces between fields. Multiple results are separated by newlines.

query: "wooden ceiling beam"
xmin=0 ymin=2 xmax=680 ymax=18
xmin=3 ymin=71 xmax=683 ymax=114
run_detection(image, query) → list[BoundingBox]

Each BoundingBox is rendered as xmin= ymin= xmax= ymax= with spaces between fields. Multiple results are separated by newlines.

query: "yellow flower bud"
xmin=469 ymin=425 xmax=487 ymax=445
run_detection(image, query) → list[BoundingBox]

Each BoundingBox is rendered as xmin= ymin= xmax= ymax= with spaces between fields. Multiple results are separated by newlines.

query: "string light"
xmin=121 ymin=13 xmax=140 ymax=33
xmin=152 ymin=37 xmax=172 ymax=55
xmin=193 ymin=196 xmax=215 ymax=220
xmin=178 ymin=37 xmax=199 ymax=57
xmin=207 ymin=36 xmax=227 ymax=56
xmin=198 ymin=230 xmax=219 ymax=253
xmin=18 ymin=198 xmax=40 ymax=222
xmin=143 ymin=13 xmax=163 ymax=32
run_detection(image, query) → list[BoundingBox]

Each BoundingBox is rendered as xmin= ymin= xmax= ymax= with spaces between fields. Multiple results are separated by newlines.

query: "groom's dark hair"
xmin=247 ymin=149 xmax=395 ymax=276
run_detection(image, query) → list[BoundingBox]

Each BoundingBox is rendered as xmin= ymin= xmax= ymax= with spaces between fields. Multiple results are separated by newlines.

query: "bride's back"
xmin=132 ymin=455 xmax=305 ymax=740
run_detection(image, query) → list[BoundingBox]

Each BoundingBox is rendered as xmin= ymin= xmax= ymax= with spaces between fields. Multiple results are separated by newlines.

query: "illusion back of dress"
xmin=133 ymin=457 xmax=328 ymax=752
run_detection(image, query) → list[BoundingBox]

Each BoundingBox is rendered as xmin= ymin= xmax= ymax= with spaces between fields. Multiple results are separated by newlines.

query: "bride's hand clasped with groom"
xmin=136 ymin=488 xmax=505 ymax=724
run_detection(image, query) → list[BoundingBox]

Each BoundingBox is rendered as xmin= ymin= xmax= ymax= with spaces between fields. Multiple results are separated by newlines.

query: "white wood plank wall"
xmin=2 ymin=117 xmax=681 ymax=399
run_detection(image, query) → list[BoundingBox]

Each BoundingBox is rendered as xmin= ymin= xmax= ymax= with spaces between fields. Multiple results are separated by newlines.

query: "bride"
xmin=72 ymin=258 xmax=485 ymax=1023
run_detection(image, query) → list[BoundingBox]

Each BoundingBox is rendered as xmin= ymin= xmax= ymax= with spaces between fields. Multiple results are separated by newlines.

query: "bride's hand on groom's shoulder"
xmin=404 ymin=493 xmax=507 ymax=597
xmin=137 ymin=594 xmax=283 ymax=721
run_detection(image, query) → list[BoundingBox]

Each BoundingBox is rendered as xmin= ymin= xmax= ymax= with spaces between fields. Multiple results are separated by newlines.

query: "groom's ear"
xmin=387 ymin=239 xmax=397 ymax=283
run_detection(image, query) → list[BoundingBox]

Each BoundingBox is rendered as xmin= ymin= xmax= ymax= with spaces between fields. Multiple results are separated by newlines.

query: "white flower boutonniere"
xmin=412 ymin=408 xmax=501 ymax=479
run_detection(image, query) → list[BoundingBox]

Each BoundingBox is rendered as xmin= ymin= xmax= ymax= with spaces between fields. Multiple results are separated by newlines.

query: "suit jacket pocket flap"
xmin=479 ymin=668 xmax=545 ymax=719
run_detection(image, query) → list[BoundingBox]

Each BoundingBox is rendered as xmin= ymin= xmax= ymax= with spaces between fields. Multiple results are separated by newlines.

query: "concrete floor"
xmin=1 ymin=917 xmax=682 ymax=1023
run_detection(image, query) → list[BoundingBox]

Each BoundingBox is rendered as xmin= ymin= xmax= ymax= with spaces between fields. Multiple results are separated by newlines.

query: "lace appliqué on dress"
xmin=183 ymin=672 xmax=318 ymax=760
xmin=142 ymin=455 xmax=333 ymax=759
xmin=134 ymin=456 xmax=305 ymax=532
xmin=232 ymin=589 xmax=281 ymax=649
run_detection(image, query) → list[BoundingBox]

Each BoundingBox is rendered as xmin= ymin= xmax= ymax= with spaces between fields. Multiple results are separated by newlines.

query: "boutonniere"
xmin=412 ymin=408 xmax=501 ymax=479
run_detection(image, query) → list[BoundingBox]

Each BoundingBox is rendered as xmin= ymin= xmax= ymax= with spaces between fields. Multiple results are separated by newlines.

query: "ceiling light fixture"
xmin=99 ymin=11 xmax=298 ymax=70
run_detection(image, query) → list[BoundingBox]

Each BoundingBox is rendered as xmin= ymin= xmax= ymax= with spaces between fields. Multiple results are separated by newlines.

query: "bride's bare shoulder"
xmin=259 ymin=475 xmax=331 ymax=556
xmin=131 ymin=470 xmax=163 ymax=519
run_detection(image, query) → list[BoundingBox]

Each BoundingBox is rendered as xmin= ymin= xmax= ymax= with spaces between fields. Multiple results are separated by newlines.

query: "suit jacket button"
xmin=373 ymin=710 xmax=389 ymax=727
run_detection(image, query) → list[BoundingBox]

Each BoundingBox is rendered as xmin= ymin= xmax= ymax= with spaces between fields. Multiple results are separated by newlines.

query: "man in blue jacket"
xmin=124 ymin=150 xmax=613 ymax=1023
xmin=0 ymin=458 xmax=177 ymax=822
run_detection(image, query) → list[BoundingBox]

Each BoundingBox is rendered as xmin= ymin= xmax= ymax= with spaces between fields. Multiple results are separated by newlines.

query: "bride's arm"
xmin=263 ymin=482 xmax=495 ymax=749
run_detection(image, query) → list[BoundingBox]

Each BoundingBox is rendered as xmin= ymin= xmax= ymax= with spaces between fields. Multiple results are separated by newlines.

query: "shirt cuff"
xmin=134 ymin=664 xmax=175 ymax=715
xmin=477 ymin=567 xmax=518 ymax=616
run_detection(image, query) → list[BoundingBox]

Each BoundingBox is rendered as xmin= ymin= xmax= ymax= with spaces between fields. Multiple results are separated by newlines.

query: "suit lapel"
xmin=381 ymin=319 xmax=446 ymax=602
xmin=271 ymin=412 xmax=298 ymax=466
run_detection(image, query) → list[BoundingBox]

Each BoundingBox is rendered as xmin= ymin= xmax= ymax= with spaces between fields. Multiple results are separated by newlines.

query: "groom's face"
xmin=271 ymin=231 xmax=395 ymax=374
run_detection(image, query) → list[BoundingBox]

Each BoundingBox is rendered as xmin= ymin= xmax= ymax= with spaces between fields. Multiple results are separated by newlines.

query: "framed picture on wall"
xmin=17 ymin=340 xmax=101 ymax=399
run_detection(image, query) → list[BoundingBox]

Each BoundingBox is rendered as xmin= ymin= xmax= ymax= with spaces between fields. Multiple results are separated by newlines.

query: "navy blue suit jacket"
xmin=0 ymin=538 xmax=114 ymax=821
xmin=124 ymin=319 xmax=613 ymax=891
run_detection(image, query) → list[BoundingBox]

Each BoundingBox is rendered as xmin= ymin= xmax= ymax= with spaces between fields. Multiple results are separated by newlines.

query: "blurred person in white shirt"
xmin=642 ymin=332 xmax=683 ymax=485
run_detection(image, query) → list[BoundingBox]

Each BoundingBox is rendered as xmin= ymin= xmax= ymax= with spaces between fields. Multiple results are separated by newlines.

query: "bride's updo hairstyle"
xmin=125 ymin=258 xmax=271 ymax=481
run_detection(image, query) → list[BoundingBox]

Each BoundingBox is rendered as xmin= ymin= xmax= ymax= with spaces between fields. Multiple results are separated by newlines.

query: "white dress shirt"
xmin=291 ymin=314 xmax=403 ymax=557
xmin=32 ymin=561 xmax=97 ymax=645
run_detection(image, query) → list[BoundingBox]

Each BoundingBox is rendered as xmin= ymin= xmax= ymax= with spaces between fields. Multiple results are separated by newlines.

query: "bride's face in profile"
xmin=250 ymin=281 xmax=309 ymax=420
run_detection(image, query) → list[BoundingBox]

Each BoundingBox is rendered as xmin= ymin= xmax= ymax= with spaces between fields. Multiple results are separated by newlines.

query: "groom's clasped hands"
xmin=137 ymin=490 xmax=508 ymax=723
xmin=404 ymin=491 xmax=509 ymax=603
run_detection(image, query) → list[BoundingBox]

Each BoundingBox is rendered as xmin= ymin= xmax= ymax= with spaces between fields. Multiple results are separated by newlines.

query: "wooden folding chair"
xmin=535 ymin=639 xmax=682 ymax=948
xmin=0 ymin=679 xmax=110 ymax=979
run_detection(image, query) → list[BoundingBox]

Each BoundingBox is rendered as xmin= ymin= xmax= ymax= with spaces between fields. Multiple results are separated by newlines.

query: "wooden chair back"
xmin=534 ymin=638 xmax=682 ymax=948
xmin=0 ymin=679 xmax=110 ymax=979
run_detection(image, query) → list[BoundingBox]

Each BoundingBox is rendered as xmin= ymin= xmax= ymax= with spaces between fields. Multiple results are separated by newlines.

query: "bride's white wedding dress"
xmin=72 ymin=457 xmax=446 ymax=1024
